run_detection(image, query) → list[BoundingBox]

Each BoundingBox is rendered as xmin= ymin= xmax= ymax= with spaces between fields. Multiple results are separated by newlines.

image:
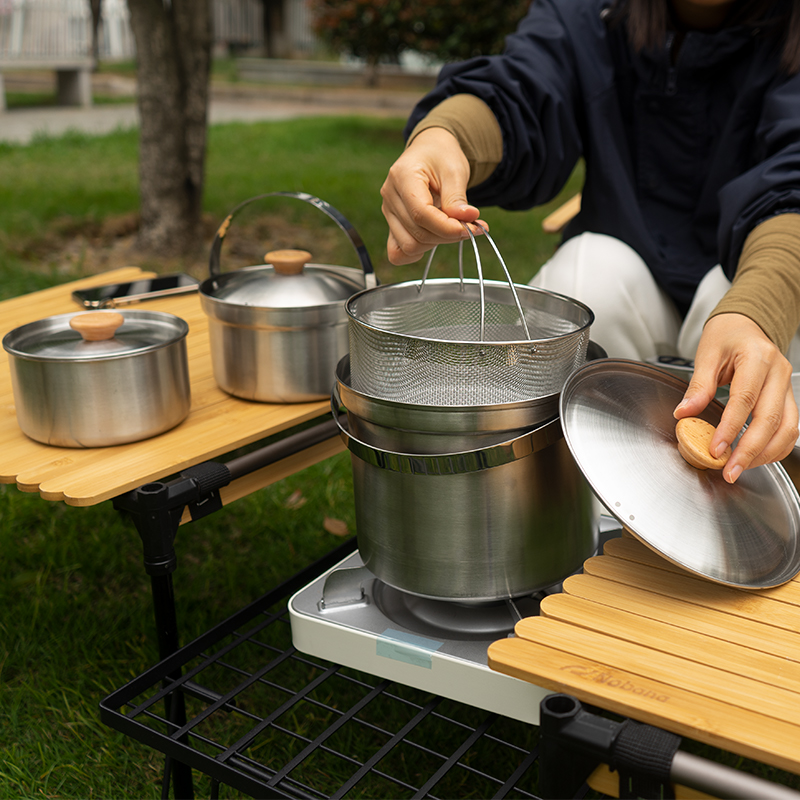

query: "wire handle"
xmin=416 ymin=223 xmax=530 ymax=342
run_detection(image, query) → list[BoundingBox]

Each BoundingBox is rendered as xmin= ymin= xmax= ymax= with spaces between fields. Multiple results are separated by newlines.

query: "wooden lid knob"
xmin=70 ymin=311 xmax=125 ymax=341
xmin=675 ymin=417 xmax=731 ymax=470
xmin=265 ymin=249 xmax=312 ymax=276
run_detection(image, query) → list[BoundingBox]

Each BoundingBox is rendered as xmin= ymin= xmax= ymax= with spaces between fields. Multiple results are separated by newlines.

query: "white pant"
xmin=530 ymin=232 xmax=800 ymax=366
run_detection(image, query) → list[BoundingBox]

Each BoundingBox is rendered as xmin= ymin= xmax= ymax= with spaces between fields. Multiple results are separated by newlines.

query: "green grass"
xmin=2 ymin=114 xmax=797 ymax=798
xmin=4 ymin=90 xmax=136 ymax=108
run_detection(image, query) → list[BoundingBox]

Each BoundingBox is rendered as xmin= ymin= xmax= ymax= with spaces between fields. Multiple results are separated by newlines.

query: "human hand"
xmin=673 ymin=313 xmax=798 ymax=483
xmin=380 ymin=127 xmax=488 ymax=265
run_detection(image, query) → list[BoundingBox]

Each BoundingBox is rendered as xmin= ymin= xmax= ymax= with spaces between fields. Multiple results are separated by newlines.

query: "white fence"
xmin=214 ymin=0 xmax=262 ymax=50
xmin=0 ymin=0 xmax=90 ymax=60
xmin=0 ymin=0 xmax=285 ymax=63
xmin=285 ymin=0 xmax=315 ymax=56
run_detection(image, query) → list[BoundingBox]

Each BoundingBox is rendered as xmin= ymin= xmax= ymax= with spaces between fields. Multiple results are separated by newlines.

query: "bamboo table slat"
xmin=488 ymin=536 xmax=800 ymax=776
xmin=0 ymin=269 xmax=343 ymax=507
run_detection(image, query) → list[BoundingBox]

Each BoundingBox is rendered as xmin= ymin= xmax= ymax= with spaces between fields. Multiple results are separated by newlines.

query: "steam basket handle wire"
xmin=474 ymin=222 xmax=531 ymax=341
xmin=416 ymin=221 xmax=530 ymax=343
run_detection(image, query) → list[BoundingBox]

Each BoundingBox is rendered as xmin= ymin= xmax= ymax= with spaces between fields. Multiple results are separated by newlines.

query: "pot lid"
xmin=559 ymin=358 xmax=800 ymax=588
xmin=204 ymin=249 xmax=363 ymax=309
xmin=2 ymin=310 xmax=188 ymax=361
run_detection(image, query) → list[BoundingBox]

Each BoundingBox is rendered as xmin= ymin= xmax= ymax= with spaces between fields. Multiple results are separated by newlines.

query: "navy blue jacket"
xmin=405 ymin=0 xmax=800 ymax=314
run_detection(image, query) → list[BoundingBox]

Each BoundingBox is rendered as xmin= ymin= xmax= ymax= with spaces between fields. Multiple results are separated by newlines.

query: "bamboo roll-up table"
xmin=488 ymin=534 xmax=800 ymax=792
xmin=0 ymin=267 xmax=343 ymax=507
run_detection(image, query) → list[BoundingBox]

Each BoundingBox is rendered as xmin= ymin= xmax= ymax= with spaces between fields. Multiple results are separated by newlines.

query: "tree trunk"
xmin=126 ymin=0 xmax=212 ymax=258
xmin=262 ymin=0 xmax=284 ymax=58
xmin=88 ymin=0 xmax=102 ymax=65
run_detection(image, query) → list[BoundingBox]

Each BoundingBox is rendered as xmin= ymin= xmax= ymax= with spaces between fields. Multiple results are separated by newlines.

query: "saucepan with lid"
xmin=3 ymin=309 xmax=191 ymax=448
xmin=200 ymin=191 xmax=377 ymax=403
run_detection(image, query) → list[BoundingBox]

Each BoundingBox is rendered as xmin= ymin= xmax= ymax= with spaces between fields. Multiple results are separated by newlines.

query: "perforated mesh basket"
xmin=347 ymin=278 xmax=593 ymax=406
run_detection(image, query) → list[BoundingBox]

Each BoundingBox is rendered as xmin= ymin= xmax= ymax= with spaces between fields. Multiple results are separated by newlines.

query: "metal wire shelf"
xmin=100 ymin=540 xmax=571 ymax=799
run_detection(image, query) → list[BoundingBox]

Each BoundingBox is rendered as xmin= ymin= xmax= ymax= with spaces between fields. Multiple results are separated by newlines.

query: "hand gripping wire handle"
xmin=208 ymin=191 xmax=377 ymax=288
xmin=418 ymin=221 xmax=531 ymax=342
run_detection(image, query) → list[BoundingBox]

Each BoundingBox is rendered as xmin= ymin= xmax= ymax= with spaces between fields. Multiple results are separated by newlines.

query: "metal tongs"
xmin=417 ymin=221 xmax=531 ymax=342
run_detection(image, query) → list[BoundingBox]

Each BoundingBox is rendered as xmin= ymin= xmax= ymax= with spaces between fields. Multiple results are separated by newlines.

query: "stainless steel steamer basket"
xmin=335 ymin=354 xmax=558 ymax=434
xmin=346 ymin=279 xmax=593 ymax=406
xmin=335 ymin=341 xmax=607 ymax=436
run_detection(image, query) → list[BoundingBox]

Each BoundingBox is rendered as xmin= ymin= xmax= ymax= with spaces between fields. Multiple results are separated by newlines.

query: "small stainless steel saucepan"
xmin=3 ymin=309 xmax=191 ymax=447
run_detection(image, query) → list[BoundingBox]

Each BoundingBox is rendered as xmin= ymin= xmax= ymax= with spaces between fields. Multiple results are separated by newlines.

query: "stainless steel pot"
xmin=335 ymin=342 xmax=607 ymax=438
xmin=200 ymin=191 xmax=376 ymax=403
xmin=332 ymin=382 xmax=596 ymax=603
xmin=3 ymin=309 xmax=190 ymax=448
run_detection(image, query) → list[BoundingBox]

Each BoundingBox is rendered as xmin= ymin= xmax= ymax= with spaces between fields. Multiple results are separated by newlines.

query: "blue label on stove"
xmin=376 ymin=628 xmax=444 ymax=669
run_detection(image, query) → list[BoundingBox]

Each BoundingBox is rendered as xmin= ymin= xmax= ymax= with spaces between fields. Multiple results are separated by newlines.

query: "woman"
xmin=381 ymin=0 xmax=800 ymax=483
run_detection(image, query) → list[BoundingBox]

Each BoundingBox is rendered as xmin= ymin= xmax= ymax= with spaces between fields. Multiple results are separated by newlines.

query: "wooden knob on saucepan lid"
xmin=265 ymin=249 xmax=312 ymax=276
xmin=69 ymin=311 xmax=125 ymax=341
xmin=675 ymin=417 xmax=732 ymax=470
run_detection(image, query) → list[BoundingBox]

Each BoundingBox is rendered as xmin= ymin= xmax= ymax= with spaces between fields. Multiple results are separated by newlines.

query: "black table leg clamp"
xmin=113 ymin=462 xmax=233 ymax=577
xmin=181 ymin=462 xmax=232 ymax=521
xmin=539 ymin=693 xmax=681 ymax=799
xmin=611 ymin=719 xmax=681 ymax=799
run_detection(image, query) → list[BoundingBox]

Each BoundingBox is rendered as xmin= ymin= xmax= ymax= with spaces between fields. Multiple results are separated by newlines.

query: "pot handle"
xmin=330 ymin=383 xmax=563 ymax=476
xmin=209 ymin=191 xmax=377 ymax=288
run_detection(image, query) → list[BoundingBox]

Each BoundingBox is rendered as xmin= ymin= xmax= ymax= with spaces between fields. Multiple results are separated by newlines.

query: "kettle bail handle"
xmin=209 ymin=191 xmax=377 ymax=288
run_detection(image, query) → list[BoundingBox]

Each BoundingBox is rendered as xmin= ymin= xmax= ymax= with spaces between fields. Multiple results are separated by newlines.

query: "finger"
xmin=711 ymin=365 xmax=766 ymax=462
xmin=439 ymin=191 xmax=481 ymax=224
xmin=751 ymin=389 xmax=799 ymax=465
xmin=673 ymin=363 xmax=723 ymax=422
xmin=381 ymin=187 xmax=470 ymax=262
xmin=723 ymin=376 xmax=798 ymax=482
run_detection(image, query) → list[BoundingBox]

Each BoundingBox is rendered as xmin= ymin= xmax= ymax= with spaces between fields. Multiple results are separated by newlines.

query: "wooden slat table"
xmin=0 ymin=268 xmax=344 ymax=508
xmin=488 ymin=535 xmax=800 ymax=787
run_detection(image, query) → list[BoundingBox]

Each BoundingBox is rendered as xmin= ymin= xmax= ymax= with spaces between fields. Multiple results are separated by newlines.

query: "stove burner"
xmin=372 ymin=580 xmax=544 ymax=641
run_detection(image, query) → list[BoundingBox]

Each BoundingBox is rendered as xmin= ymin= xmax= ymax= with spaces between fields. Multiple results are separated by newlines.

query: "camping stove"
xmin=289 ymin=516 xmax=622 ymax=725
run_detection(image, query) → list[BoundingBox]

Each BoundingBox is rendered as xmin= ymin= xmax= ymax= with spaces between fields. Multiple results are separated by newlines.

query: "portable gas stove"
xmin=290 ymin=515 xmax=622 ymax=725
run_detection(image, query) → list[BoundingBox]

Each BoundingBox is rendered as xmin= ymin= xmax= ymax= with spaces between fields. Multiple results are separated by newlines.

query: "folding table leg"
xmin=111 ymin=419 xmax=341 ymax=798
xmin=114 ymin=480 xmax=202 ymax=800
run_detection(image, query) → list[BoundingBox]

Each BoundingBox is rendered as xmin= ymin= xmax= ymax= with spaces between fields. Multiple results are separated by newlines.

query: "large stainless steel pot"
xmin=3 ymin=309 xmax=190 ymax=448
xmin=200 ymin=192 xmax=376 ymax=403
xmin=332 ymin=381 xmax=596 ymax=603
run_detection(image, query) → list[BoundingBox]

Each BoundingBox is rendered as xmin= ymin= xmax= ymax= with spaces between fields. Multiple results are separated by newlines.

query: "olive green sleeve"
xmin=406 ymin=94 xmax=504 ymax=189
xmin=708 ymin=213 xmax=800 ymax=353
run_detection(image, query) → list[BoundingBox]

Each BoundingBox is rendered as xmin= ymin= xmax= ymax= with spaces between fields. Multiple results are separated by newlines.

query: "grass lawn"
xmin=1 ymin=111 xmax=797 ymax=798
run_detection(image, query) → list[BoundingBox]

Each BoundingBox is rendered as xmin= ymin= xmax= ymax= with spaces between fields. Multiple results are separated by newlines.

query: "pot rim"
xmin=346 ymin=278 xmax=594 ymax=347
xmin=335 ymin=354 xmax=559 ymax=432
xmin=2 ymin=310 xmax=189 ymax=363
xmin=332 ymin=383 xmax=563 ymax=475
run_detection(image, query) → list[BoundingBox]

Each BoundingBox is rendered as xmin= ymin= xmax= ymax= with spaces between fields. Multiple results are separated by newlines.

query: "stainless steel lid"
xmin=559 ymin=358 xmax=800 ymax=588
xmin=202 ymin=249 xmax=362 ymax=310
xmin=2 ymin=310 xmax=189 ymax=361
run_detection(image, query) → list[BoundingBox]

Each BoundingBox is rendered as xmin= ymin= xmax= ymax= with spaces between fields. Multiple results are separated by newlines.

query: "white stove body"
xmin=289 ymin=551 xmax=551 ymax=725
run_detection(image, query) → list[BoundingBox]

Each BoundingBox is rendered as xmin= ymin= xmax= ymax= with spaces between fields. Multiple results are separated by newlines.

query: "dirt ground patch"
xmin=12 ymin=211 xmax=356 ymax=281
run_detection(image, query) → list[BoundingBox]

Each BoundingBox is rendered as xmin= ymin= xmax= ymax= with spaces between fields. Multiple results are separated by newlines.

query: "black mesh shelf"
xmin=100 ymin=540 xmax=580 ymax=799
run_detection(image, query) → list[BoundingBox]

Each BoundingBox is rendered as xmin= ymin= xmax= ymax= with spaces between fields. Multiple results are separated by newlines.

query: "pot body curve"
xmin=8 ymin=341 xmax=190 ymax=447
